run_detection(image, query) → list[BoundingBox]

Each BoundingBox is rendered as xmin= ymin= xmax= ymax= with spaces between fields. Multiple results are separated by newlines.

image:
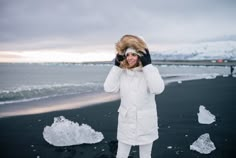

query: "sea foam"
xmin=0 ymin=82 xmax=102 ymax=105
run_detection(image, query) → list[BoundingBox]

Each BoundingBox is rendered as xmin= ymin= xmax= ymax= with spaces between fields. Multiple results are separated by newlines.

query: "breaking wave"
xmin=0 ymin=82 xmax=103 ymax=105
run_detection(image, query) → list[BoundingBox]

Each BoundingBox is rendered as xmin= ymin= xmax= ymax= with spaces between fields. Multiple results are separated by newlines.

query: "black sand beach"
xmin=0 ymin=76 xmax=235 ymax=158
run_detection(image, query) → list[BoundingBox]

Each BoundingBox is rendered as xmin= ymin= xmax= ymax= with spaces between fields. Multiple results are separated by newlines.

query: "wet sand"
xmin=0 ymin=76 xmax=235 ymax=158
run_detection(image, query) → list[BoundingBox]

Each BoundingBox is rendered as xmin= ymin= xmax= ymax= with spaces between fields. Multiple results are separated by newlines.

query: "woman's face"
xmin=126 ymin=53 xmax=139 ymax=68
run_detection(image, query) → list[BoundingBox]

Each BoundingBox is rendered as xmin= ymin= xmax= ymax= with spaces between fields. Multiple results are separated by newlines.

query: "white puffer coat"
xmin=104 ymin=64 xmax=165 ymax=145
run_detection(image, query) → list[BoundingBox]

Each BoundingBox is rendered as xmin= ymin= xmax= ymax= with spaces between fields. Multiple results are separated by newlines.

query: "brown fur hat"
xmin=115 ymin=34 xmax=148 ymax=56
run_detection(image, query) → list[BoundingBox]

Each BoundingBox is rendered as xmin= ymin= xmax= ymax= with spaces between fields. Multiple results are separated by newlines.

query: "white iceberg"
xmin=190 ymin=133 xmax=216 ymax=154
xmin=198 ymin=105 xmax=216 ymax=124
xmin=43 ymin=116 xmax=104 ymax=146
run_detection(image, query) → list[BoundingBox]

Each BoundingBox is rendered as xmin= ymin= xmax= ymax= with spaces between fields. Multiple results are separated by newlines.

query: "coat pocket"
xmin=118 ymin=106 xmax=128 ymax=118
xmin=137 ymin=110 xmax=158 ymax=136
xmin=118 ymin=106 xmax=134 ymax=125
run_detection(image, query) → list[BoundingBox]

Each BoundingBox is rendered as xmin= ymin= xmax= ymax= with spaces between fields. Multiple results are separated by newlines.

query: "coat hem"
xmin=117 ymin=136 xmax=158 ymax=146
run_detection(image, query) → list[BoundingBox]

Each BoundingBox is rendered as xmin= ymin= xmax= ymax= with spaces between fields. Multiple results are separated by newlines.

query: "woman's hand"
xmin=115 ymin=54 xmax=125 ymax=66
xmin=139 ymin=49 xmax=151 ymax=67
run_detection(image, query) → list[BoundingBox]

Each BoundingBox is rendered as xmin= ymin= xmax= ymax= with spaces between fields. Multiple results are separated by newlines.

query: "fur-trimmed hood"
xmin=116 ymin=34 xmax=148 ymax=56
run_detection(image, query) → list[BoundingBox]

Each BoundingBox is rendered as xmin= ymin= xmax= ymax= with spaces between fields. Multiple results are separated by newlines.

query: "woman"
xmin=104 ymin=35 xmax=165 ymax=158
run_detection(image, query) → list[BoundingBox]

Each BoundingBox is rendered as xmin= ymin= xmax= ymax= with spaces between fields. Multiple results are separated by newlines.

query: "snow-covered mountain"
xmin=151 ymin=41 xmax=236 ymax=60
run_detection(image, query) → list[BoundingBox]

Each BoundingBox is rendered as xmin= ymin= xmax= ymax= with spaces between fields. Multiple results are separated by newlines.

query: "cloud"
xmin=0 ymin=0 xmax=236 ymax=52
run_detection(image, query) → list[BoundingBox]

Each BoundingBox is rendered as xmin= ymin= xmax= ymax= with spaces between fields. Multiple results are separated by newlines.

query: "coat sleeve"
xmin=142 ymin=64 xmax=165 ymax=94
xmin=104 ymin=66 xmax=123 ymax=93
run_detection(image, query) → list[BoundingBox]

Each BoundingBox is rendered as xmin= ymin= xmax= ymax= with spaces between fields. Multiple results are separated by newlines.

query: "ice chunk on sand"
xmin=190 ymin=133 xmax=216 ymax=154
xmin=205 ymin=74 xmax=217 ymax=79
xmin=43 ymin=116 xmax=104 ymax=146
xmin=198 ymin=105 xmax=216 ymax=124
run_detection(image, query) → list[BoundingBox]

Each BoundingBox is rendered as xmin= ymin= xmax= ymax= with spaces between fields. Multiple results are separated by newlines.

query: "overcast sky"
xmin=0 ymin=0 xmax=235 ymax=62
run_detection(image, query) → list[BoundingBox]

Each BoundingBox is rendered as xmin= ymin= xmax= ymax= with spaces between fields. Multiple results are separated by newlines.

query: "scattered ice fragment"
xmin=167 ymin=146 xmax=172 ymax=149
xmin=43 ymin=116 xmax=104 ymax=146
xmin=198 ymin=105 xmax=216 ymax=124
xmin=205 ymin=75 xmax=217 ymax=79
xmin=190 ymin=133 xmax=216 ymax=154
xmin=185 ymin=134 xmax=188 ymax=137
xmin=178 ymin=80 xmax=182 ymax=84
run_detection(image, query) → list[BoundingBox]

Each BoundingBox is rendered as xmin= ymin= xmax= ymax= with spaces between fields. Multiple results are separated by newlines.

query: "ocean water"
xmin=0 ymin=63 xmax=232 ymax=118
xmin=0 ymin=63 xmax=111 ymax=105
xmin=0 ymin=63 xmax=231 ymax=105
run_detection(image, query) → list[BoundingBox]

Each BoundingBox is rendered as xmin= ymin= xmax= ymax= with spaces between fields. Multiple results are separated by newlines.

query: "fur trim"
xmin=116 ymin=34 xmax=148 ymax=55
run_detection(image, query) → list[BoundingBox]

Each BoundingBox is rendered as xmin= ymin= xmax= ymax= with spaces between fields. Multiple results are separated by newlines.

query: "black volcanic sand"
xmin=0 ymin=76 xmax=235 ymax=158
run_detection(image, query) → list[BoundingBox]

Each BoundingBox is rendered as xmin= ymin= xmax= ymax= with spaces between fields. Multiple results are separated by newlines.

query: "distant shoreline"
xmin=80 ymin=60 xmax=236 ymax=66
xmin=1 ymin=60 xmax=236 ymax=66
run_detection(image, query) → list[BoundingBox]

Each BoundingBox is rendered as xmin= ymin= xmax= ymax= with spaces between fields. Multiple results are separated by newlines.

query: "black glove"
xmin=114 ymin=54 xmax=125 ymax=66
xmin=139 ymin=48 xmax=151 ymax=67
